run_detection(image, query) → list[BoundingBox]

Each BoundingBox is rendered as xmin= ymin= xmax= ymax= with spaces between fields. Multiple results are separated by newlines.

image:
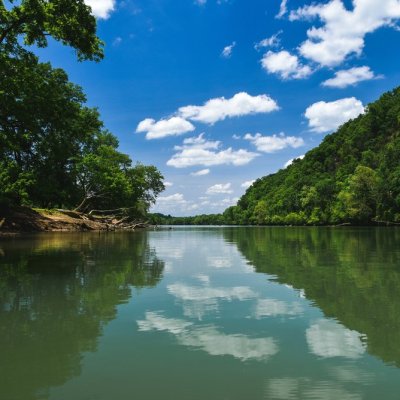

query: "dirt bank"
xmin=0 ymin=207 xmax=148 ymax=234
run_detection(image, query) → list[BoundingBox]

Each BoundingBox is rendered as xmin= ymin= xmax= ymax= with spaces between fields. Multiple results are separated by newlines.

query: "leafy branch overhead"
xmin=0 ymin=0 xmax=103 ymax=60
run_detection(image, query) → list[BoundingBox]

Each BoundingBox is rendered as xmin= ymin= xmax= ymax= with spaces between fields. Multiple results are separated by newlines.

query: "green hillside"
xmin=152 ymin=87 xmax=400 ymax=226
xmin=230 ymin=87 xmax=400 ymax=225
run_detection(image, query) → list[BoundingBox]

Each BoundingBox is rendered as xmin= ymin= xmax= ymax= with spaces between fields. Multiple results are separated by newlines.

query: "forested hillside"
xmin=153 ymin=87 xmax=400 ymax=225
xmin=230 ymin=87 xmax=400 ymax=225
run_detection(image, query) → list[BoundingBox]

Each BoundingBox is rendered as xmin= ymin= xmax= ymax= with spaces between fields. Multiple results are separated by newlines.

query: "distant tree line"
xmin=0 ymin=0 xmax=164 ymax=216
xmin=152 ymin=87 xmax=400 ymax=226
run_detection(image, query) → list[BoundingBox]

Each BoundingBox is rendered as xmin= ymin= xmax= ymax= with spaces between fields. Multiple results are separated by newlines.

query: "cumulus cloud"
xmin=306 ymin=319 xmax=366 ymax=358
xmin=206 ymin=183 xmax=233 ymax=194
xmin=136 ymin=117 xmax=195 ymax=140
xmin=178 ymin=92 xmax=279 ymax=124
xmin=322 ymin=66 xmax=378 ymax=88
xmin=305 ymin=97 xmax=364 ymax=133
xmin=85 ymin=0 xmax=116 ymax=19
xmin=156 ymin=193 xmax=187 ymax=204
xmin=290 ymin=0 xmax=400 ymax=67
xmin=221 ymin=41 xmax=236 ymax=58
xmin=284 ymin=154 xmax=305 ymax=168
xmin=261 ymin=51 xmax=312 ymax=80
xmin=254 ymin=31 xmax=282 ymax=50
xmin=167 ymin=134 xmax=259 ymax=168
xmin=164 ymin=181 xmax=173 ymax=187
xmin=241 ymin=180 xmax=255 ymax=189
xmin=191 ymin=168 xmax=210 ymax=176
xmin=245 ymin=133 xmax=304 ymax=153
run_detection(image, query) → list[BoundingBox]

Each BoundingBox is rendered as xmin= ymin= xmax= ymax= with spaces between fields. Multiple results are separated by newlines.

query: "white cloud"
xmin=241 ymin=180 xmax=255 ymax=189
xmin=254 ymin=299 xmax=303 ymax=319
xmin=164 ymin=181 xmax=173 ymax=187
xmin=261 ymin=51 xmax=312 ymax=80
xmin=178 ymin=92 xmax=279 ymax=124
xmin=322 ymin=66 xmax=377 ymax=88
xmin=276 ymin=0 xmax=288 ymax=18
xmin=156 ymin=193 xmax=187 ymax=204
xmin=290 ymin=0 xmax=400 ymax=67
xmin=191 ymin=168 xmax=210 ymax=176
xmin=255 ymin=31 xmax=282 ymax=50
xmin=136 ymin=117 xmax=195 ymax=140
xmin=305 ymin=97 xmax=364 ymax=133
xmin=206 ymin=183 xmax=233 ymax=195
xmin=284 ymin=154 xmax=305 ymax=168
xmin=167 ymin=134 xmax=259 ymax=168
xmin=221 ymin=41 xmax=236 ymax=58
xmin=85 ymin=0 xmax=115 ymax=19
xmin=245 ymin=133 xmax=304 ymax=153
xmin=306 ymin=319 xmax=366 ymax=359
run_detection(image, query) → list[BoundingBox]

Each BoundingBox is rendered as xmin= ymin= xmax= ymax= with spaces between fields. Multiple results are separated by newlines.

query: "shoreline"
xmin=1 ymin=207 xmax=399 ymax=236
xmin=0 ymin=207 xmax=151 ymax=236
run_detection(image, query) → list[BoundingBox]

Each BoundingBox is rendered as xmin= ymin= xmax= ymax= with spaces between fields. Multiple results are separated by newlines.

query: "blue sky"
xmin=37 ymin=0 xmax=400 ymax=215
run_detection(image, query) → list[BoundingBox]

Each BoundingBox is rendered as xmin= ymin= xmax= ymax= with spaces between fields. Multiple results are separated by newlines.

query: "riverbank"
xmin=0 ymin=207 xmax=149 ymax=235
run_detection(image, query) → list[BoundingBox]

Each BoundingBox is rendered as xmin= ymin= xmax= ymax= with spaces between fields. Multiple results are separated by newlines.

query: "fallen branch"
xmin=88 ymin=207 xmax=137 ymax=216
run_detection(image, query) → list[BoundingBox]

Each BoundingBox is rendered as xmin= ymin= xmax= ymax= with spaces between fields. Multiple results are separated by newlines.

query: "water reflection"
xmin=224 ymin=227 xmax=400 ymax=367
xmin=1 ymin=228 xmax=400 ymax=400
xmin=137 ymin=312 xmax=279 ymax=361
xmin=0 ymin=233 xmax=164 ymax=400
xmin=306 ymin=319 xmax=366 ymax=359
xmin=266 ymin=377 xmax=363 ymax=400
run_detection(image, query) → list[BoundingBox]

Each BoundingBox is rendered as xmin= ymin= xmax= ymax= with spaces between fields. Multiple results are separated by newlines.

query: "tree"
xmin=74 ymin=138 xmax=165 ymax=214
xmin=0 ymin=0 xmax=103 ymax=60
xmin=0 ymin=51 xmax=102 ymax=206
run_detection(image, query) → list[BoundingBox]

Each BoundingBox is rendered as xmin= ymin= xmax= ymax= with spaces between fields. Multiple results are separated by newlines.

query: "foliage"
xmin=0 ymin=12 xmax=165 ymax=214
xmin=0 ymin=0 xmax=103 ymax=60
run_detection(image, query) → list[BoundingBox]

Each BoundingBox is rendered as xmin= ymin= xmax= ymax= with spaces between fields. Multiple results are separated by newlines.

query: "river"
xmin=1 ymin=227 xmax=400 ymax=399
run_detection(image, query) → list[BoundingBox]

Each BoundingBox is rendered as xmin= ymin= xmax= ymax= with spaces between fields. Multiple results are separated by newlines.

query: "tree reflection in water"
xmin=223 ymin=227 xmax=400 ymax=367
xmin=0 ymin=232 xmax=164 ymax=400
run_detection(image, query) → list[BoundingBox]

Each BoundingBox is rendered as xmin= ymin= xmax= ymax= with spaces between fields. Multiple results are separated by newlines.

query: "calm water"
xmin=1 ymin=227 xmax=400 ymax=400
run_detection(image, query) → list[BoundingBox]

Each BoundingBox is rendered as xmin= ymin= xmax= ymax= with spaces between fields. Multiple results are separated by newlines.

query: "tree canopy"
xmin=0 ymin=0 xmax=103 ymax=60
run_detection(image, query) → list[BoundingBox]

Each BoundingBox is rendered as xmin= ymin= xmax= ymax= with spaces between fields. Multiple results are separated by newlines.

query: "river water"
xmin=1 ymin=227 xmax=400 ymax=399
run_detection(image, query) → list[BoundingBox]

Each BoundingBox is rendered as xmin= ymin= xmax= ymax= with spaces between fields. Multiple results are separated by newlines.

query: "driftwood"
xmin=57 ymin=208 xmax=150 ymax=230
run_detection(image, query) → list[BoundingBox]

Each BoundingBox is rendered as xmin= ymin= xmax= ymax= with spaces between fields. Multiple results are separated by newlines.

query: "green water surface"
xmin=1 ymin=227 xmax=400 ymax=399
